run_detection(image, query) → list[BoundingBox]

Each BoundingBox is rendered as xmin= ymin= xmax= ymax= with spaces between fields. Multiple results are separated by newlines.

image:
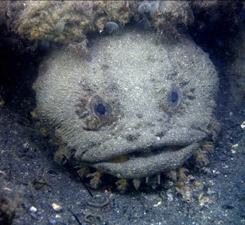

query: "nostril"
xmin=125 ymin=132 xmax=140 ymax=142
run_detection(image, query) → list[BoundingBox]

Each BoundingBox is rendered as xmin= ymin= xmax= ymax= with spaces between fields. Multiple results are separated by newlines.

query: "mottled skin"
xmin=35 ymin=27 xmax=218 ymax=179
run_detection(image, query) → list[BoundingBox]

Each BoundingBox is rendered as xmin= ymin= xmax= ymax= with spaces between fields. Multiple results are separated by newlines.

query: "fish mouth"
xmin=91 ymin=142 xmax=200 ymax=179
xmin=78 ymin=127 xmax=206 ymax=179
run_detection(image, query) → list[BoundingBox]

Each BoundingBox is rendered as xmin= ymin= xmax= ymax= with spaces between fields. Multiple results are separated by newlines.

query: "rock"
xmin=51 ymin=203 xmax=63 ymax=212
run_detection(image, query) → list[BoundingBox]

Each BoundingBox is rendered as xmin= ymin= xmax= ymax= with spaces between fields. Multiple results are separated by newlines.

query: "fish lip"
xmin=83 ymin=141 xmax=188 ymax=164
xmin=92 ymin=142 xmax=200 ymax=179
xmin=96 ymin=143 xmax=189 ymax=165
xmin=118 ymin=144 xmax=188 ymax=159
xmin=79 ymin=128 xmax=206 ymax=163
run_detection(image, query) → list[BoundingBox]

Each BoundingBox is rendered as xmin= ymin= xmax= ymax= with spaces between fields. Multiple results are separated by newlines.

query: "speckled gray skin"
xmin=35 ymin=27 xmax=218 ymax=179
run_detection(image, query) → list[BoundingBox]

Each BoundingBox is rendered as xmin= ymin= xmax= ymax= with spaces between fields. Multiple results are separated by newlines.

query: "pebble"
xmin=29 ymin=206 xmax=37 ymax=213
xmin=207 ymin=188 xmax=216 ymax=195
xmin=167 ymin=192 xmax=174 ymax=202
xmin=241 ymin=121 xmax=245 ymax=129
xmin=52 ymin=203 xmax=63 ymax=212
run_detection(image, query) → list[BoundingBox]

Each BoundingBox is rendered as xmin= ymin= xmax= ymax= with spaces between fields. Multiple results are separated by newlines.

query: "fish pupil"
xmin=97 ymin=104 xmax=106 ymax=115
xmin=171 ymin=91 xmax=178 ymax=103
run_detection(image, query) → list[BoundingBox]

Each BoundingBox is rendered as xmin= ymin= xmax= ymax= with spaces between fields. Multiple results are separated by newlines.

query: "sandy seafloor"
xmin=0 ymin=26 xmax=245 ymax=225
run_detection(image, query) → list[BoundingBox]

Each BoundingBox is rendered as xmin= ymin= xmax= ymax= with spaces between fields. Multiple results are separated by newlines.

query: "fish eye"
xmin=171 ymin=91 xmax=178 ymax=103
xmin=91 ymin=96 xmax=111 ymax=119
xmin=97 ymin=103 xmax=106 ymax=115
xmin=168 ymin=85 xmax=181 ymax=109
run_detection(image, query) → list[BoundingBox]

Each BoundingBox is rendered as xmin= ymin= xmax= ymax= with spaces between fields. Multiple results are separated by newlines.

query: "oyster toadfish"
xmin=34 ymin=27 xmax=218 ymax=179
